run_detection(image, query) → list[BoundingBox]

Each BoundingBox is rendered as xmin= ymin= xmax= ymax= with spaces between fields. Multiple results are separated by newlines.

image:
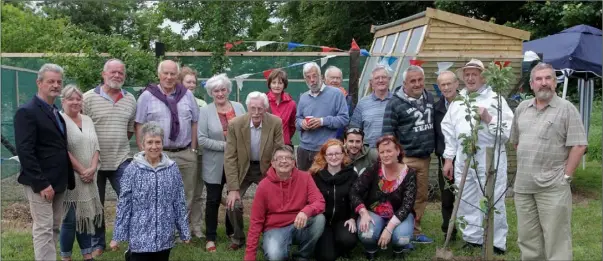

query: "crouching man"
xmin=244 ymin=145 xmax=326 ymax=261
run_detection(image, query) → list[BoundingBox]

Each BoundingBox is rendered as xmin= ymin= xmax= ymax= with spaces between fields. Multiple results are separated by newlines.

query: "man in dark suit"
xmin=433 ymin=70 xmax=460 ymax=241
xmin=14 ymin=63 xmax=75 ymax=261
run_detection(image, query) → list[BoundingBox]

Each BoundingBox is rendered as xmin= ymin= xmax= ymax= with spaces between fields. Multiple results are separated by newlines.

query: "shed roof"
xmin=371 ymin=8 xmax=530 ymax=41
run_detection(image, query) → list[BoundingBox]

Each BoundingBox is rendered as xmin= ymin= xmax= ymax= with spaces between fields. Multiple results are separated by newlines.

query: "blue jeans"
xmin=357 ymin=211 xmax=414 ymax=254
xmin=262 ymin=214 xmax=325 ymax=260
xmin=92 ymin=159 xmax=131 ymax=251
xmin=59 ymin=206 xmax=94 ymax=257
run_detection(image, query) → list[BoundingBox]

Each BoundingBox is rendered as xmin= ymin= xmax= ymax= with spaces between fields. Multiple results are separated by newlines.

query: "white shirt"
xmin=250 ymin=120 xmax=262 ymax=161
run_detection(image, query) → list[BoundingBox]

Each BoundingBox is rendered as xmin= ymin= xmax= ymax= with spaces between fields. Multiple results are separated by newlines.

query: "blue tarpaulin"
xmin=523 ymin=24 xmax=602 ymax=76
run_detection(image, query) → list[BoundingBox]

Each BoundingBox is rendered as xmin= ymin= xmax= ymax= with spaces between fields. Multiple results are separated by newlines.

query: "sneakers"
xmin=412 ymin=234 xmax=434 ymax=244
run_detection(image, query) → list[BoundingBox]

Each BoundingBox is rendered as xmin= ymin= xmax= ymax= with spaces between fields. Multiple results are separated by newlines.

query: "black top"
xmin=434 ymin=97 xmax=448 ymax=157
xmin=350 ymin=163 xmax=417 ymax=222
xmin=312 ymin=164 xmax=358 ymax=225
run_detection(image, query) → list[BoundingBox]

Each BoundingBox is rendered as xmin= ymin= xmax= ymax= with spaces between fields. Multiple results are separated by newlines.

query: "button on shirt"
xmin=349 ymin=92 xmax=392 ymax=148
xmin=510 ymin=95 xmax=588 ymax=193
xmin=250 ymin=120 xmax=262 ymax=161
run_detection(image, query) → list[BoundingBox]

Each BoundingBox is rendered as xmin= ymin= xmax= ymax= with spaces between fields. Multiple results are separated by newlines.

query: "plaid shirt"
xmin=510 ymin=95 xmax=588 ymax=193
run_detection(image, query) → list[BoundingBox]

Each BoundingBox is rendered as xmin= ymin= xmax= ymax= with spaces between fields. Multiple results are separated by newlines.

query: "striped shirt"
xmin=350 ymin=92 xmax=393 ymax=148
xmin=83 ymin=86 xmax=137 ymax=171
xmin=510 ymin=95 xmax=588 ymax=193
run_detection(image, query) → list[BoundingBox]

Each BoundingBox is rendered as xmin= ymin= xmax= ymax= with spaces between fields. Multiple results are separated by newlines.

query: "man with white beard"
xmin=511 ymin=63 xmax=587 ymax=260
xmin=82 ymin=59 xmax=137 ymax=257
xmin=441 ymin=59 xmax=513 ymax=255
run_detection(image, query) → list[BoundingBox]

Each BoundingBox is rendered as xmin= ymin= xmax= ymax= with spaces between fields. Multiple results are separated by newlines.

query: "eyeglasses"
xmin=273 ymin=156 xmax=294 ymax=162
xmin=326 ymin=152 xmax=344 ymax=158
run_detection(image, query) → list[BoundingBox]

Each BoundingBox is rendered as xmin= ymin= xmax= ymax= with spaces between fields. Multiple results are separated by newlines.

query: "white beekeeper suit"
xmin=441 ymin=85 xmax=514 ymax=250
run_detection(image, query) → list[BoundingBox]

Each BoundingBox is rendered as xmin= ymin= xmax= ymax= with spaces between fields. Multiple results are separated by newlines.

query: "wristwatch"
xmin=191 ymin=148 xmax=198 ymax=154
xmin=564 ymin=174 xmax=573 ymax=183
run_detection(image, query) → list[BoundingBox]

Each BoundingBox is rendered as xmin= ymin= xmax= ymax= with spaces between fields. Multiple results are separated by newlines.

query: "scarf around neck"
xmin=145 ymin=83 xmax=188 ymax=141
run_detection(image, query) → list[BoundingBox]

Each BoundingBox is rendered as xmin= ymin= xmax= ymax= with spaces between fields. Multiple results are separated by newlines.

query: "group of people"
xmin=14 ymin=55 xmax=587 ymax=261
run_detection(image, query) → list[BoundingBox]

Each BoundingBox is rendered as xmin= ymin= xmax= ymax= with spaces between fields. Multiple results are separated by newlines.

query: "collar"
xmin=35 ymin=94 xmax=58 ymax=110
xmin=250 ymin=118 xmax=262 ymax=129
xmin=528 ymin=94 xmax=560 ymax=108
xmin=371 ymin=91 xmax=392 ymax=101
xmin=310 ymin=84 xmax=327 ymax=97
xmin=402 ymin=89 xmax=423 ymax=101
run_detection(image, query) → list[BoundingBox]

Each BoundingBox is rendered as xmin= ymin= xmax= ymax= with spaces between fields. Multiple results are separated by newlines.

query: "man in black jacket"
xmin=433 ymin=71 xmax=460 ymax=241
xmin=382 ymin=65 xmax=435 ymax=244
xmin=14 ymin=63 xmax=75 ymax=261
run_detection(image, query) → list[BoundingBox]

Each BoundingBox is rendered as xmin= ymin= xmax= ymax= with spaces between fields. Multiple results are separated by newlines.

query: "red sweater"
xmin=267 ymin=91 xmax=297 ymax=145
xmin=244 ymin=167 xmax=325 ymax=261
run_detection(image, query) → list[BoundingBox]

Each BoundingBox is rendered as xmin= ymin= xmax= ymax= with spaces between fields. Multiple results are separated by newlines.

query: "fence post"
xmin=349 ymin=49 xmax=360 ymax=105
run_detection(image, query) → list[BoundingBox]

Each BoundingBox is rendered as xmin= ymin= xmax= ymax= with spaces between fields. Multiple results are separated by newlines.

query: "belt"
xmin=164 ymin=147 xmax=188 ymax=153
xmin=250 ymin=161 xmax=260 ymax=165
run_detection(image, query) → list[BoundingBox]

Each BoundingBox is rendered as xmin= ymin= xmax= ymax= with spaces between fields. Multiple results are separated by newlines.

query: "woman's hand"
xmin=109 ymin=240 xmax=119 ymax=251
xmin=344 ymin=218 xmax=356 ymax=233
xmin=358 ymin=209 xmax=374 ymax=233
xmin=378 ymin=228 xmax=392 ymax=249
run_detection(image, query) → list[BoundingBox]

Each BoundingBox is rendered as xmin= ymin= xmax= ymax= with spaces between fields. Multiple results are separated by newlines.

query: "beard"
xmin=307 ymin=80 xmax=322 ymax=93
xmin=107 ymin=80 xmax=124 ymax=89
xmin=536 ymin=88 xmax=554 ymax=100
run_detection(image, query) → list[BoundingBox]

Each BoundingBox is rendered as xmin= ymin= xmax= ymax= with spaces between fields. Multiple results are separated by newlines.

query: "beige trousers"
xmin=403 ymin=156 xmax=431 ymax=236
xmin=190 ymin=154 xmax=205 ymax=238
xmin=165 ymin=150 xmax=198 ymax=235
xmin=24 ymin=185 xmax=66 ymax=261
xmin=515 ymin=181 xmax=573 ymax=261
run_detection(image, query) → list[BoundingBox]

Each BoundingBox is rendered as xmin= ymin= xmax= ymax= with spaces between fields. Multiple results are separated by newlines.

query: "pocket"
xmin=538 ymin=121 xmax=553 ymax=140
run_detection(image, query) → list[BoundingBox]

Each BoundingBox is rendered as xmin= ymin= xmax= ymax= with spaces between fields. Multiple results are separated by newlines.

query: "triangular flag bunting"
xmin=387 ymin=56 xmax=398 ymax=66
xmin=409 ymin=59 xmax=425 ymax=67
xmin=320 ymin=55 xmax=337 ymax=67
xmin=433 ymin=84 xmax=442 ymax=97
xmin=351 ymin=38 xmax=360 ymax=51
xmin=321 ymin=46 xmax=337 ymax=52
xmin=256 ymin=41 xmax=275 ymax=50
xmin=263 ymin=69 xmax=273 ymax=79
xmin=287 ymin=42 xmax=303 ymax=51
xmin=360 ymin=49 xmax=370 ymax=56
xmin=234 ymin=74 xmax=252 ymax=91
xmin=435 ymin=62 xmax=454 ymax=75
xmin=225 ymin=42 xmax=234 ymax=51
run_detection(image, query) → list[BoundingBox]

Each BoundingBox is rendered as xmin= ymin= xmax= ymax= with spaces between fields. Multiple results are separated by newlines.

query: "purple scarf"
xmin=144 ymin=83 xmax=188 ymax=141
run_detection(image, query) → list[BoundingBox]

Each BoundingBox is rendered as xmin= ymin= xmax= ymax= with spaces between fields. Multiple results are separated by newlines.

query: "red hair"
xmin=376 ymin=135 xmax=405 ymax=163
xmin=309 ymin=139 xmax=352 ymax=175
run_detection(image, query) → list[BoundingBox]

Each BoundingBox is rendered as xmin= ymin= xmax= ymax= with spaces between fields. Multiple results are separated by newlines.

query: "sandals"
xmin=206 ymin=241 xmax=217 ymax=253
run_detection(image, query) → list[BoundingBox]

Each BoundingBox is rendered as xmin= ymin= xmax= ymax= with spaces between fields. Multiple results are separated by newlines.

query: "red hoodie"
xmin=267 ymin=91 xmax=297 ymax=145
xmin=244 ymin=167 xmax=325 ymax=261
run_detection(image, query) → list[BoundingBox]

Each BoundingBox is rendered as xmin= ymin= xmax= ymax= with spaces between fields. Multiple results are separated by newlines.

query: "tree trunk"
xmin=482 ymin=147 xmax=495 ymax=260
xmin=349 ymin=49 xmax=360 ymax=106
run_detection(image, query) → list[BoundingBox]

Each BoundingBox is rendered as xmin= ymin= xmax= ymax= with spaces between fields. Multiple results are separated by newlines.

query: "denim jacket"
xmin=112 ymin=152 xmax=190 ymax=253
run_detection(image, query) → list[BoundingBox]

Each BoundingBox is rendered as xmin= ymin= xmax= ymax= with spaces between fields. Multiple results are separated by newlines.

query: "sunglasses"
xmin=346 ymin=128 xmax=364 ymax=136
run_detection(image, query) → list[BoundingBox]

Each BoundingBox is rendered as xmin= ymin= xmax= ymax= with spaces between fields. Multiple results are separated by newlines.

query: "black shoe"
xmin=443 ymin=232 xmax=458 ymax=241
xmin=494 ymin=247 xmax=505 ymax=255
xmin=462 ymin=241 xmax=482 ymax=249
xmin=392 ymin=252 xmax=405 ymax=260
xmin=364 ymin=252 xmax=377 ymax=261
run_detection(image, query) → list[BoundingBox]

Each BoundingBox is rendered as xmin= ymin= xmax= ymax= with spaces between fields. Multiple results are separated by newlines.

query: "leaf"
xmin=465 ymin=115 xmax=471 ymax=122
xmin=479 ymin=197 xmax=488 ymax=213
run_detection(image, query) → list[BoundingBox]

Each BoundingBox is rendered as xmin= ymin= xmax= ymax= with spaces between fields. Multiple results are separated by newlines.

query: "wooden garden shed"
xmin=358 ymin=7 xmax=531 ymax=190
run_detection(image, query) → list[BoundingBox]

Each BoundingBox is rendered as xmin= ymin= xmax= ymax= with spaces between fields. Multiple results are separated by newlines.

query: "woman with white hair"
xmin=58 ymin=84 xmax=103 ymax=261
xmin=197 ymin=73 xmax=246 ymax=252
xmin=110 ymin=122 xmax=190 ymax=261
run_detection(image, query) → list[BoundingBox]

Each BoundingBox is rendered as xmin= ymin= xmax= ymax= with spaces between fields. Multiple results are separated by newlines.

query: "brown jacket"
xmin=224 ymin=113 xmax=284 ymax=191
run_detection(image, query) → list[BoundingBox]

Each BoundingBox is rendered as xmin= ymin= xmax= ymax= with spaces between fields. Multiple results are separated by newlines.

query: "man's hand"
xmin=109 ymin=240 xmax=119 ymax=251
xmin=294 ymin=212 xmax=308 ymax=229
xmin=378 ymin=228 xmax=392 ymax=249
xmin=40 ymin=185 xmax=55 ymax=201
xmin=307 ymin=118 xmax=322 ymax=129
xmin=478 ymin=107 xmax=492 ymax=123
xmin=226 ymin=191 xmax=240 ymax=211
xmin=443 ymin=159 xmax=454 ymax=180
xmin=301 ymin=119 xmax=311 ymax=131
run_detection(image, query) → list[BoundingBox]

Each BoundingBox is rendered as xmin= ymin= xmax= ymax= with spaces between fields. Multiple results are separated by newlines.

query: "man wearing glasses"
xmin=224 ymin=91 xmax=284 ymax=250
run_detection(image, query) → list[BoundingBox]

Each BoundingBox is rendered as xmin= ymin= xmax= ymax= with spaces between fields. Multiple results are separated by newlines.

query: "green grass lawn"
xmin=2 ymin=162 xmax=601 ymax=261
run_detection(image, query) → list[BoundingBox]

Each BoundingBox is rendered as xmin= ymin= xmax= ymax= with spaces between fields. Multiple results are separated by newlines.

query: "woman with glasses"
xmin=350 ymin=135 xmax=417 ymax=260
xmin=308 ymin=139 xmax=358 ymax=261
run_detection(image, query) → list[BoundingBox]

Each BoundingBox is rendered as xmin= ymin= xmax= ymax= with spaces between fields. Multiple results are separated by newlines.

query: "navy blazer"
xmin=14 ymin=96 xmax=74 ymax=193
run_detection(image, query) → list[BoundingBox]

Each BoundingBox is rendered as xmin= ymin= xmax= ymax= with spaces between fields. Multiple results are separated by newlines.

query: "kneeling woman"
xmin=110 ymin=122 xmax=191 ymax=261
xmin=309 ymin=139 xmax=358 ymax=261
xmin=350 ymin=135 xmax=417 ymax=260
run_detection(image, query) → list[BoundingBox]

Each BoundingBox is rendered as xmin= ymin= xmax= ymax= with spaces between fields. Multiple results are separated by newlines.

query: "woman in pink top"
xmin=266 ymin=69 xmax=297 ymax=147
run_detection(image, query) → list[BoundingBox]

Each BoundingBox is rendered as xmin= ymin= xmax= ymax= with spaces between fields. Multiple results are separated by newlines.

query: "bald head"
xmin=437 ymin=70 xmax=459 ymax=101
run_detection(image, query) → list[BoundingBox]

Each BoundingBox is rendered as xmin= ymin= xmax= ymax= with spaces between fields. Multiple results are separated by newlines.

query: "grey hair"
xmin=245 ymin=91 xmax=269 ymax=108
xmin=103 ymin=58 xmax=125 ymax=72
xmin=37 ymin=63 xmax=64 ymax=81
xmin=303 ymin=62 xmax=321 ymax=77
xmin=529 ymin=62 xmax=556 ymax=83
xmin=60 ymin=84 xmax=83 ymax=100
xmin=272 ymin=144 xmax=294 ymax=159
xmin=141 ymin=122 xmax=164 ymax=142
xmin=402 ymin=65 xmax=425 ymax=82
xmin=324 ymin=66 xmax=342 ymax=78
xmin=437 ymin=70 xmax=458 ymax=82
xmin=372 ymin=64 xmax=392 ymax=78
xmin=157 ymin=60 xmax=181 ymax=75
xmin=205 ymin=73 xmax=232 ymax=96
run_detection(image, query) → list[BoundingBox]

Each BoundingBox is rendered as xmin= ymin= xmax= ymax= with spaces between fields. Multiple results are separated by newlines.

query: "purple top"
xmin=135 ymin=87 xmax=200 ymax=148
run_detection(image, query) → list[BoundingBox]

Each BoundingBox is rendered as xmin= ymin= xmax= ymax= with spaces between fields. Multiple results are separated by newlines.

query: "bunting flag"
xmin=320 ymin=55 xmax=337 ymax=67
xmin=256 ymin=41 xmax=276 ymax=50
xmin=321 ymin=46 xmax=338 ymax=52
xmin=234 ymin=74 xmax=252 ymax=90
xmin=263 ymin=69 xmax=273 ymax=79
xmin=201 ymin=81 xmax=207 ymax=88
xmin=409 ymin=59 xmax=425 ymax=67
xmin=360 ymin=49 xmax=370 ymax=56
xmin=433 ymin=84 xmax=442 ymax=97
xmin=225 ymin=42 xmax=234 ymax=51
xmin=350 ymin=38 xmax=360 ymax=51
xmin=287 ymin=42 xmax=303 ymax=50
xmin=435 ymin=62 xmax=454 ymax=75
xmin=378 ymin=56 xmax=398 ymax=67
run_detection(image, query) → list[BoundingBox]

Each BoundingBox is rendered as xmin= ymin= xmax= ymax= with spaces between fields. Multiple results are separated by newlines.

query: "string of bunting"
xmin=224 ymin=38 xmax=370 ymax=56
